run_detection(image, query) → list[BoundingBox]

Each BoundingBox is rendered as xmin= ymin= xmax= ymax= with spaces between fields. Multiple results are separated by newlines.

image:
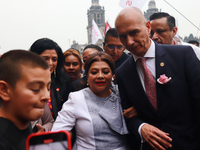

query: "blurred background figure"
xmin=70 ymin=44 xmax=103 ymax=92
xmin=82 ymin=44 xmax=103 ymax=70
xmin=150 ymin=12 xmax=177 ymax=45
xmin=103 ymin=28 xmax=130 ymax=70
xmin=63 ymin=49 xmax=82 ymax=82
xmin=150 ymin=12 xmax=200 ymax=59
xmin=30 ymin=38 xmax=72 ymax=120
xmin=188 ymin=40 xmax=199 ymax=47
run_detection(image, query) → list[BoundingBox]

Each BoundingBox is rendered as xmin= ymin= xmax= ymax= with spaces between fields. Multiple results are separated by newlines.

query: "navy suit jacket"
xmin=115 ymin=42 xmax=200 ymax=150
xmin=115 ymin=52 xmax=130 ymax=70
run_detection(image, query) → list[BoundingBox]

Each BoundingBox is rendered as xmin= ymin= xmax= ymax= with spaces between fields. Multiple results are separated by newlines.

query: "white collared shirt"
xmin=132 ymin=39 xmax=156 ymax=91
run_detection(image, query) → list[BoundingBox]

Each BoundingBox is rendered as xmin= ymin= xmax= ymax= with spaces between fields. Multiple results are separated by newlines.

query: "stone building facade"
xmin=87 ymin=0 xmax=105 ymax=47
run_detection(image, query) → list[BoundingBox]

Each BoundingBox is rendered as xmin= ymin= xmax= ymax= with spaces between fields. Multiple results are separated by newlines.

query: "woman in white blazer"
xmin=52 ymin=52 xmax=130 ymax=150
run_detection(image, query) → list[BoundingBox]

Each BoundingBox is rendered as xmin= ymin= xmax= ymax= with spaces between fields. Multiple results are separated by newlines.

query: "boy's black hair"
xmin=0 ymin=49 xmax=49 ymax=88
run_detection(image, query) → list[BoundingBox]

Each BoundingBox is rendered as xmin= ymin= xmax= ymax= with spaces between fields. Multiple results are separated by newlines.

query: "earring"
xmin=54 ymin=69 xmax=56 ymax=77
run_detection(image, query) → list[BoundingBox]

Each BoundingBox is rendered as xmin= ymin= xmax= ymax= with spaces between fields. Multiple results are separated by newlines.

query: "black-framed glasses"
xmin=105 ymin=43 xmax=124 ymax=51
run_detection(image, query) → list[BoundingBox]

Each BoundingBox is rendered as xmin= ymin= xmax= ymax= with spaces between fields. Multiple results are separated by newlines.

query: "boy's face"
xmin=8 ymin=66 xmax=51 ymax=122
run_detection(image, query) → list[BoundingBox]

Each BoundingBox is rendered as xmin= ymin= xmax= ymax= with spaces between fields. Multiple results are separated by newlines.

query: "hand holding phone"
xmin=32 ymin=120 xmax=39 ymax=133
xmin=26 ymin=130 xmax=72 ymax=150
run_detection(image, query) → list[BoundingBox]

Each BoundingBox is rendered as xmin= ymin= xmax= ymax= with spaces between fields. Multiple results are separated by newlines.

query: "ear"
xmin=146 ymin=21 xmax=151 ymax=35
xmin=172 ymin=27 xmax=178 ymax=37
xmin=0 ymin=81 xmax=12 ymax=102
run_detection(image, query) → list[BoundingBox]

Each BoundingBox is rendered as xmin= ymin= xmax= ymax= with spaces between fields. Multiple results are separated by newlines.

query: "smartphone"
xmin=26 ymin=130 xmax=72 ymax=150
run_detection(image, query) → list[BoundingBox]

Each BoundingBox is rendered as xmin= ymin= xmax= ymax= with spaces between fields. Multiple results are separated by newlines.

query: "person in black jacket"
xmin=0 ymin=50 xmax=51 ymax=150
xmin=30 ymin=38 xmax=71 ymax=120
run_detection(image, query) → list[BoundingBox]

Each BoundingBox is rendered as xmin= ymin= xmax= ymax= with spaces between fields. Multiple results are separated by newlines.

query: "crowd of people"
xmin=0 ymin=7 xmax=200 ymax=150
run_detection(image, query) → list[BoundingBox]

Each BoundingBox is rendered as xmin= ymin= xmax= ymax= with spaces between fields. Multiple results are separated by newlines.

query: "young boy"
xmin=0 ymin=50 xmax=51 ymax=150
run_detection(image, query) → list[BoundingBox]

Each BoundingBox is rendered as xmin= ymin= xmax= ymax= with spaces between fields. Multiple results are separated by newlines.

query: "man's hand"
xmin=68 ymin=131 xmax=72 ymax=137
xmin=36 ymin=124 xmax=45 ymax=133
xmin=122 ymin=106 xmax=138 ymax=118
xmin=141 ymin=124 xmax=172 ymax=150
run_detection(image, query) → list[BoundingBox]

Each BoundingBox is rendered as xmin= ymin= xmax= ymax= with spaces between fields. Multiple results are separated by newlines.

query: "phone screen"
xmin=27 ymin=131 xmax=71 ymax=150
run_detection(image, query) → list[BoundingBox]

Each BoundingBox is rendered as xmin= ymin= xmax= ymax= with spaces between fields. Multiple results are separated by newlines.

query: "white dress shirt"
xmin=132 ymin=39 xmax=156 ymax=89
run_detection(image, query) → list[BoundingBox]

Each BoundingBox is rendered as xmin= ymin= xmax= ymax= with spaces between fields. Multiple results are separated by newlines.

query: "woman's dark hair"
xmin=83 ymin=44 xmax=103 ymax=52
xmin=29 ymin=38 xmax=64 ymax=77
xmin=84 ymin=52 xmax=115 ymax=77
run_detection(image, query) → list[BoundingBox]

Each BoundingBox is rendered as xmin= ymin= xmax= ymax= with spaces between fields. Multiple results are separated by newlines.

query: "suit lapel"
xmin=125 ymin=57 xmax=145 ymax=98
xmin=155 ymin=43 xmax=166 ymax=109
xmin=124 ymin=57 xmax=157 ymax=113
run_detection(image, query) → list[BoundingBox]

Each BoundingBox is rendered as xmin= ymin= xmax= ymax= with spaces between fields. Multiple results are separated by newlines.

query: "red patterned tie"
xmin=138 ymin=58 xmax=157 ymax=110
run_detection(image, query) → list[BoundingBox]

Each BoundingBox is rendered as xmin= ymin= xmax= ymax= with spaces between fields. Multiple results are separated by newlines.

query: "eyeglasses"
xmin=104 ymin=43 xmax=124 ymax=51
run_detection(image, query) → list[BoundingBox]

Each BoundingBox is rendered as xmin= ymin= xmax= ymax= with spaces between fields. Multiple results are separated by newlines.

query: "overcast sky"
xmin=0 ymin=0 xmax=200 ymax=54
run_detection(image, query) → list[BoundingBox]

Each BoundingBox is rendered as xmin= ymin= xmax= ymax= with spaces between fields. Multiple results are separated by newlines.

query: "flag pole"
xmin=163 ymin=0 xmax=200 ymax=31
xmin=195 ymin=24 xmax=200 ymax=38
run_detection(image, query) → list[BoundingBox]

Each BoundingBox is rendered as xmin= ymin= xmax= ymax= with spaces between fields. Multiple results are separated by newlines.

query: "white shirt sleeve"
xmin=133 ymin=40 xmax=155 ymax=143
xmin=51 ymin=93 xmax=76 ymax=131
xmin=138 ymin=123 xmax=148 ymax=143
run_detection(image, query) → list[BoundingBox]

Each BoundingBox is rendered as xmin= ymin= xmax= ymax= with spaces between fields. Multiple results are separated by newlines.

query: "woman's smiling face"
xmin=87 ymin=61 xmax=112 ymax=97
xmin=40 ymin=49 xmax=58 ymax=74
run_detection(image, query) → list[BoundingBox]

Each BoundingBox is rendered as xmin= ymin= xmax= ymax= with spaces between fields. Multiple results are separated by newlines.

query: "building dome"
xmin=144 ymin=0 xmax=159 ymax=20
xmin=148 ymin=0 xmax=156 ymax=9
xmin=92 ymin=0 xmax=99 ymax=6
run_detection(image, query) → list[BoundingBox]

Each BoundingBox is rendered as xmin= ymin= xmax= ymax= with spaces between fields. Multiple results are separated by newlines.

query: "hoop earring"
xmin=54 ymin=69 xmax=56 ymax=77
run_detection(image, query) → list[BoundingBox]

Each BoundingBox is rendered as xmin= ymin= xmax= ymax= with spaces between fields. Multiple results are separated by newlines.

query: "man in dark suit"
xmin=115 ymin=7 xmax=200 ymax=150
